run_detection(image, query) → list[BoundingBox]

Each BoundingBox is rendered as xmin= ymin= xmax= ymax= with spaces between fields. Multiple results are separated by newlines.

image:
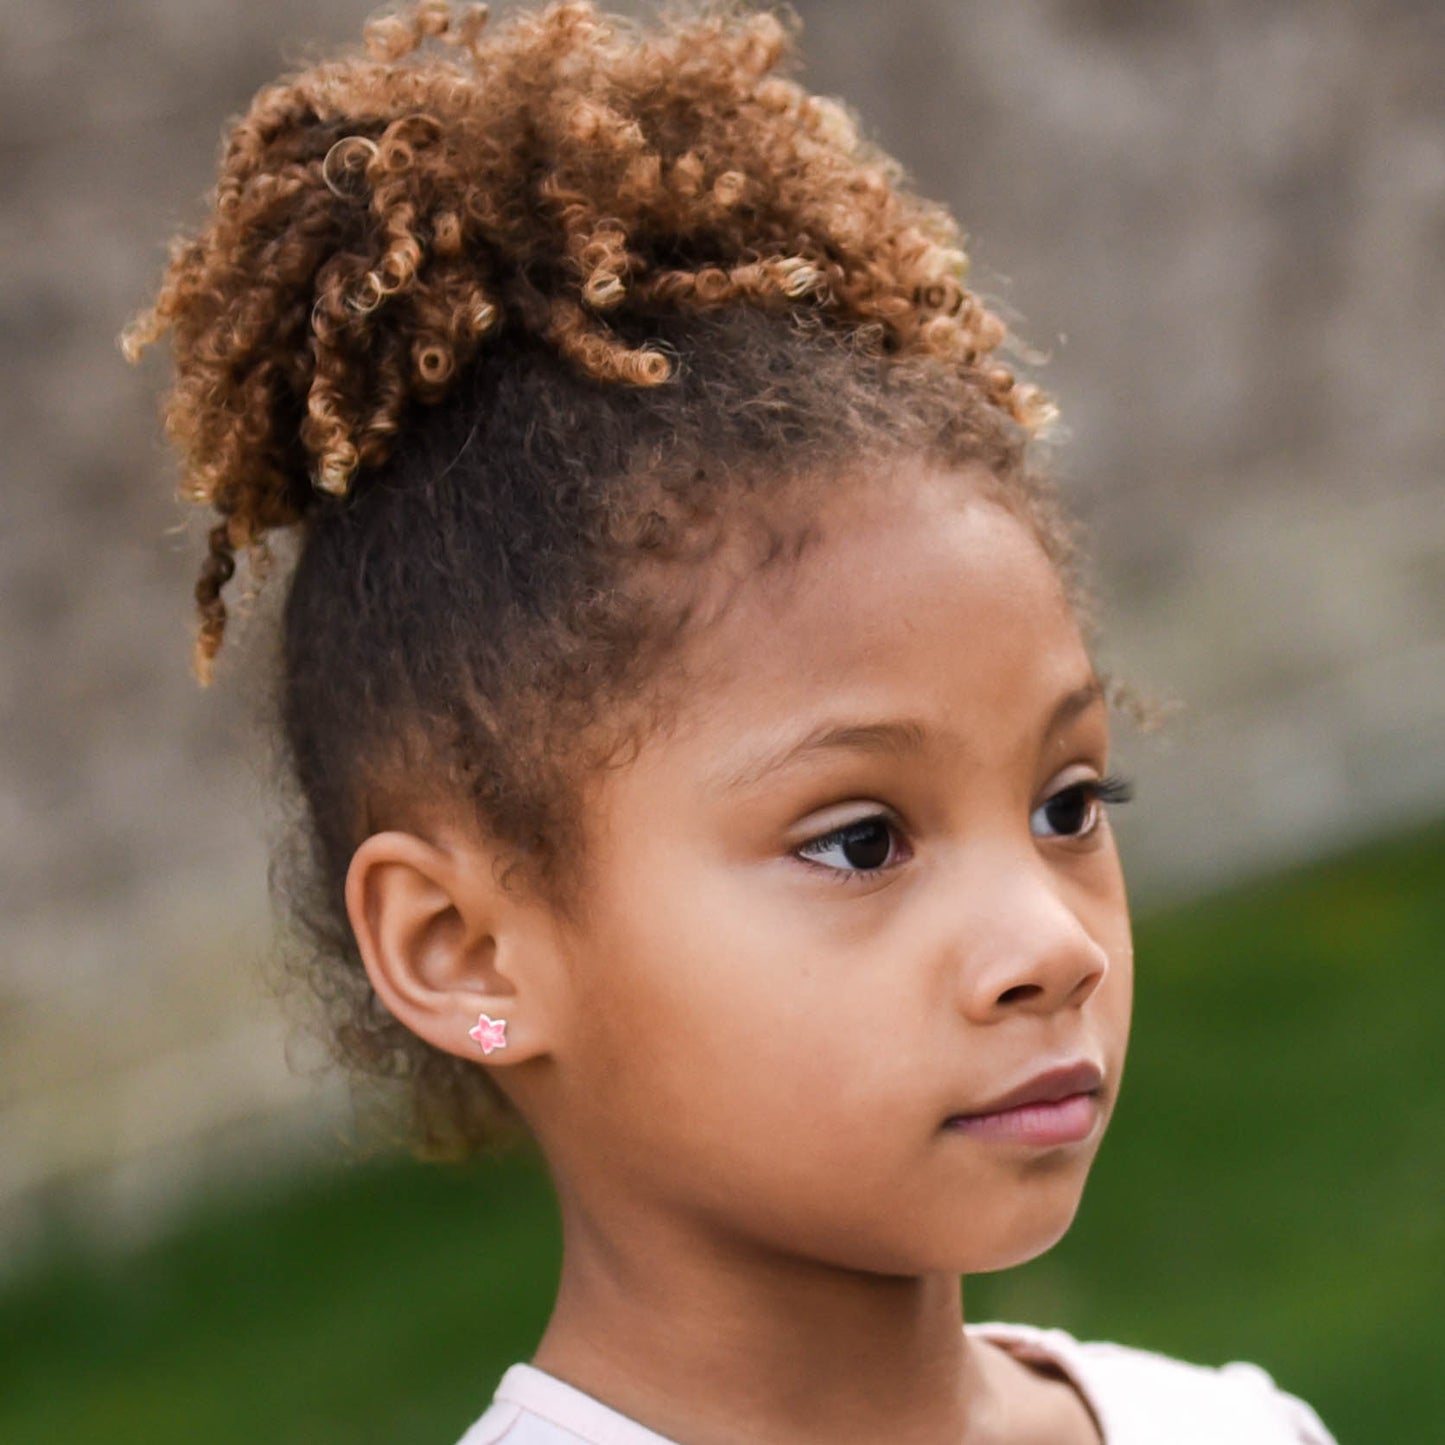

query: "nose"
xmin=953 ymin=862 xmax=1110 ymax=1023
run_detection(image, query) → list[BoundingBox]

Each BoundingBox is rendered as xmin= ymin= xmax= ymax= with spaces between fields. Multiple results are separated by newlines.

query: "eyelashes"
xmin=1092 ymin=773 xmax=1135 ymax=806
xmin=793 ymin=773 xmax=1135 ymax=882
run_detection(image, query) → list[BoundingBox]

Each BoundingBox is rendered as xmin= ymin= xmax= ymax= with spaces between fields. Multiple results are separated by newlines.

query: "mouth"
xmin=942 ymin=1060 xmax=1104 ymax=1148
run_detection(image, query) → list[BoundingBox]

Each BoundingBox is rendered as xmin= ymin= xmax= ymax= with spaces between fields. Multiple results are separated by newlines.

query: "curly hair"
xmin=124 ymin=0 xmax=1080 ymax=1155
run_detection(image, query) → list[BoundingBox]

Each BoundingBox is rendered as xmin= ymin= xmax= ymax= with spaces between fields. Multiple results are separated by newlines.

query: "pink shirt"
xmin=456 ymin=1321 xmax=1338 ymax=1443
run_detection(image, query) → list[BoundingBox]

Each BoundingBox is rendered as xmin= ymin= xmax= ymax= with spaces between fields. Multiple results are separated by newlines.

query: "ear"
xmin=344 ymin=828 xmax=560 ymax=1067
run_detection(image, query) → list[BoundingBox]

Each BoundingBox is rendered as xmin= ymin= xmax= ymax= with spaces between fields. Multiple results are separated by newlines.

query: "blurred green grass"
xmin=4 ymin=819 xmax=1441 ymax=1443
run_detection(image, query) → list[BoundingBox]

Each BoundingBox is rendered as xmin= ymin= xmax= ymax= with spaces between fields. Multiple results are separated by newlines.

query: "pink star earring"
xmin=468 ymin=1012 xmax=508 ymax=1055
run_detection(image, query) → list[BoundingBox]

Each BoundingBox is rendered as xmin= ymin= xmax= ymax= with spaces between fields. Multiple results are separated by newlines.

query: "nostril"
xmin=998 ymin=983 xmax=1044 ymax=1005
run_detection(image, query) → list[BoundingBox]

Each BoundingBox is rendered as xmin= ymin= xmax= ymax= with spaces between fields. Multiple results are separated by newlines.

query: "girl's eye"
xmin=795 ymin=815 xmax=905 ymax=878
xmin=1031 ymin=773 xmax=1134 ymax=840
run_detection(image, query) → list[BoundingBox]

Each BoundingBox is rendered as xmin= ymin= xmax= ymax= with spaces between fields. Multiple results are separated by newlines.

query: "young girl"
xmin=124 ymin=3 xmax=1338 ymax=1441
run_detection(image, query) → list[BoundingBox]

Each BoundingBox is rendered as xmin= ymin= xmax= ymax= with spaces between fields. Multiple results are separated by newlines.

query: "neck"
xmin=530 ymin=1187 xmax=996 ymax=1445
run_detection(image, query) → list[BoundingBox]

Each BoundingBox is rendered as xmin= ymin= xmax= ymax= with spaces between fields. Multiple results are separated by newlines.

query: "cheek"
xmin=568 ymin=853 xmax=785 ymax=1085
xmin=1095 ymin=915 xmax=1135 ymax=1066
xmin=1081 ymin=851 xmax=1133 ymax=999
xmin=565 ymin=849 xmax=890 ymax=1155
xmin=1059 ymin=854 xmax=1133 ymax=1068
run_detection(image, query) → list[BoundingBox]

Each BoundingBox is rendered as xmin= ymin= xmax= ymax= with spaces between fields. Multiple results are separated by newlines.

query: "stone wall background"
xmin=2 ymin=0 xmax=1441 ymax=1264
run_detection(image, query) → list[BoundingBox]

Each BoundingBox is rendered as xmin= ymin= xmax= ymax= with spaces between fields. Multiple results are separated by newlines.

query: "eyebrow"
xmin=714 ymin=718 xmax=929 ymax=794
xmin=711 ymin=676 xmax=1104 ymax=794
xmin=1046 ymin=675 xmax=1106 ymax=738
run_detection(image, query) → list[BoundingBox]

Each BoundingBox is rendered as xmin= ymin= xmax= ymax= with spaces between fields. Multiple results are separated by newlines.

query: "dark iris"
xmin=837 ymin=818 xmax=893 ymax=869
xmin=1043 ymin=785 xmax=1093 ymax=836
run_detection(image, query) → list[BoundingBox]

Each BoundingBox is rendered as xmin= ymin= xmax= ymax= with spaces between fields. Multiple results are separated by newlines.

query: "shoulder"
xmin=969 ymin=1321 xmax=1338 ymax=1445
xmin=454 ymin=1363 xmax=680 ymax=1445
xmin=455 ymin=1395 xmax=581 ymax=1445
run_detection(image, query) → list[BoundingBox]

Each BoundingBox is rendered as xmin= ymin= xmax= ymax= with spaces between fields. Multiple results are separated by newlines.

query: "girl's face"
xmin=542 ymin=460 xmax=1133 ymax=1277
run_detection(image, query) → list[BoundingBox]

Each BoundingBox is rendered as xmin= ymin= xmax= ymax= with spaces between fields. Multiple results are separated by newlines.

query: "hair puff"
xmin=122 ymin=0 xmax=1049 ymax=681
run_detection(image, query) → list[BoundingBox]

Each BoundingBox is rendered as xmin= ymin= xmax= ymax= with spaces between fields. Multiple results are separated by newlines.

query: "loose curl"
xmin=124 ymin=0 xmax=1082 ymax=1155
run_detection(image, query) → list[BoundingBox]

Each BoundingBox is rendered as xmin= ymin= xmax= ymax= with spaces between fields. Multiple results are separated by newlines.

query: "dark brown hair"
xmin=124 ymin=0 xmax=1080 ymax=1154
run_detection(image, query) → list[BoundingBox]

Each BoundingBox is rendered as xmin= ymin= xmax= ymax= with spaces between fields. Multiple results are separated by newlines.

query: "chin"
xmin=972 ymin=1218 xmax=1078 ymax=1275
xmin=955 ymin=1171 xmax=1090 ymax=1276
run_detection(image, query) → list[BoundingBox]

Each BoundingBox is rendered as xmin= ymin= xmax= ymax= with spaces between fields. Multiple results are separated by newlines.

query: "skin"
xmin=349 ymin=459 xmax=1134 ymax=1444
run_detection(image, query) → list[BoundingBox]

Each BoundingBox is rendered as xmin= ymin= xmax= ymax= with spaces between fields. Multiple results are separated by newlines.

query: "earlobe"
xmin=344 ymin=829 xmax=552 ymax=1066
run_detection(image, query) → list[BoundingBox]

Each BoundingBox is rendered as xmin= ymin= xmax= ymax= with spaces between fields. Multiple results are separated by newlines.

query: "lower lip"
xmin=944 ymin=1091 xmax=1100 ymax=1147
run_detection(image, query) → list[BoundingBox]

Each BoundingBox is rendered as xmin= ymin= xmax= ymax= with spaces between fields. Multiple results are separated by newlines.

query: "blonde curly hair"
xmin=125 ymin=0 xmax=1075 ymax=1154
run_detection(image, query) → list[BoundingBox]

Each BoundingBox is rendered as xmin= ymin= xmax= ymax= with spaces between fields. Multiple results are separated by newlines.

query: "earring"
xmin=468 ymin=1012 xmax=508 ymax=1055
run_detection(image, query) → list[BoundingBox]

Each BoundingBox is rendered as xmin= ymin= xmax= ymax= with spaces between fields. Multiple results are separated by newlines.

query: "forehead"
xmin=634 ymin=460 xmax=1096 ymax=772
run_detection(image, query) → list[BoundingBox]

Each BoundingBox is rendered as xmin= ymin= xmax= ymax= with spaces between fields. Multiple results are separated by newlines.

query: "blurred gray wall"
xmin=3 ymin=0 xmax=1442 ymax=1260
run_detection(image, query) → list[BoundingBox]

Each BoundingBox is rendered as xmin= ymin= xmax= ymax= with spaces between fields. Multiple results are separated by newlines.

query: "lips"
xmin=947 ymin=1060 xmax=1104 ymax=1122
xmin=942 ymin=1060 xmax=1105 ymax=1148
